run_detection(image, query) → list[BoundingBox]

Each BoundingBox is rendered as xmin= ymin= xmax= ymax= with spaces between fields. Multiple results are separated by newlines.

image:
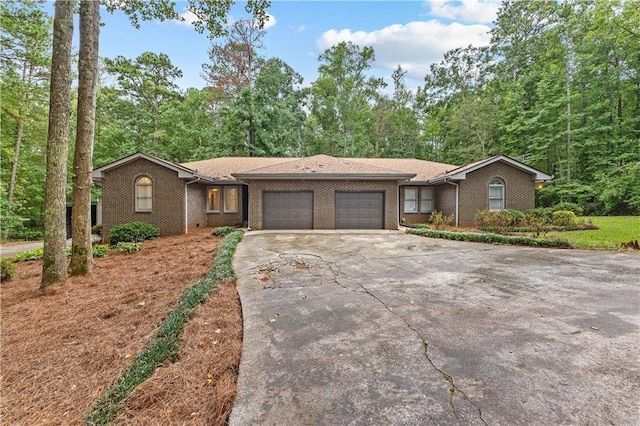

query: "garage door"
xmin=263 ymin=191 xmax=313 ymax=229
xmin=335 ymin=192 xmax=384 ymax=229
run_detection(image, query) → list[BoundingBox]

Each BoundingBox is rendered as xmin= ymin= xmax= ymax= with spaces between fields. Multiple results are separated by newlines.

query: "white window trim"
xmin=419 ymin=187 xmax=434 ymax=213
xmin=223 ymin=186 xmax=239 ymax=213
xmin=135 ymin=176 xmax=153 ymax=212
xmin=489 ymin=178 xmax=505 ymax=211
xmin=207 ymin=186 xmax=221 ymax=213
xmin=404 ymin=186 xmax=418 ymax=213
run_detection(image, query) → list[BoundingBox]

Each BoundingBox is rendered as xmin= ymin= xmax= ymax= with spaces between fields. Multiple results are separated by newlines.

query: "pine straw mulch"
xmin=0 ymin=227 xmax=243 ymax=425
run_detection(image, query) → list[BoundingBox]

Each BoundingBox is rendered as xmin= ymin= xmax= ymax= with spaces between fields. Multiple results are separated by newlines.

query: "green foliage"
xmin=310 ymin=41 xmax=385 ymax=157
xmin=551 ymin=210 xmax=577 ymax=227
xmin=86 ymin=229 xmax=244 ymax=425
xmin=551 ymin=202 xmax=584 ymax=216
xmin=92 ymin=244 xmax=110 ymax=258
xmin=108 ymin=222 xmax=159 ymax=246
xmin=91 ymin=223 xmax=103 ymax=236
xmin=428 ymin=210 xmax=453 ymax=230
xmin=9 ymin=246 xmax=104 ymax=262
xmin=526 ymin=207 xmax=553 ymax=223
xmin=211 ymin=226 xmax=237 ymax=236
xmin=406 ymin=228 xmax=572 ymax=248
xmin=12 ymin=247 xmax=45 ymax=262
xmin=0 ymin=191 xmax=26 ymax=241
xmin=1 ymin=258 xmax=16 ymax=281
xmin=115 ymin=242 xmax=140 ymax=254
xmin=597 ymin=163 xmax=640 ymax=215
xmin=475 ymin=209 xmax=526 ymax=230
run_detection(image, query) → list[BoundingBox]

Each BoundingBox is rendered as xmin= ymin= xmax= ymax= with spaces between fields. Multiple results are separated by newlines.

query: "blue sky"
xmin=45 ymin=0 xmax=500 ymax=90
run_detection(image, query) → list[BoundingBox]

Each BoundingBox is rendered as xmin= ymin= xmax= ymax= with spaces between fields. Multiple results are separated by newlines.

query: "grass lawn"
xmin=548 ymin=216 xmax=640 ymax=250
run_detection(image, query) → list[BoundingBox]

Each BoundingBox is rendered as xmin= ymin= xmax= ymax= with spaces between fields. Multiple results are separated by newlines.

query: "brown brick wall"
xmin=186 ymin=183 xmax=207 ymax=230
xmin=435 ymin=184 xmax=457 ymax=219
xmin=102 ymin=158 xmax=186 ymax=239
xmin=458 ymin=162 xmax=536 ymax=225
xmin=205 ymin=184 xmax=244 ymax=228
xmin=247 ymin=180 xmax=399 ymax=230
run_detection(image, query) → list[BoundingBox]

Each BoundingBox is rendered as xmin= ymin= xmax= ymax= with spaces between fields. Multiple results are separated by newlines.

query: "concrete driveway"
xmin=230 ymin=231 xmax=640 ymax=425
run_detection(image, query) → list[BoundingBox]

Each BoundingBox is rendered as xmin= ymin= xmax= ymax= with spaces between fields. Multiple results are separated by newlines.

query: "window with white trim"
xmin=489 ymin=178 xmax=505 ymax=210
xmin=135 ymin=176 xmax=153 ymax=211
xmin=207 ymin=187 xmax=220 ymax=212
xmin=420 ymin=187 xmax=434 ymax=213
xmin=404 ymin=187 xmax=418 ymax=213
xmin=224 ymin=186 xmax=238 ymax=213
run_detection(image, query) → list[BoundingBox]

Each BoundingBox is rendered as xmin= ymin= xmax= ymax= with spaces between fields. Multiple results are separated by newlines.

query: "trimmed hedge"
xmin=406 ymin=228 xmax=573 ymax=248
xmin=211 ymin=226 xmax=238 ymax=236
xmin=86 ymin=229 xmax=244 ymax=425
xmin=108 ymin=222 xmax=159 ymax=246
xmin=479 ymin=223 xmax=598 ymax=233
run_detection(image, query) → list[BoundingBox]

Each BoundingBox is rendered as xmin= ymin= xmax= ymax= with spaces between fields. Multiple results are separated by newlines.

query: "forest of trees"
xmin=2 ymin=0 xmax=639 ymax=243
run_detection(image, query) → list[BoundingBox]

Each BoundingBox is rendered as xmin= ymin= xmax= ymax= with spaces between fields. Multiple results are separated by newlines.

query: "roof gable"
xmin=92 ymin=152 xmax=215 ymax=183
xmin=430 ymin=155 xmax=553 ymax=182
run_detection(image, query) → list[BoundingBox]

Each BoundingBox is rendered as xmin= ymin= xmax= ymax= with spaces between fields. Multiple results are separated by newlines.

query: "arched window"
xmin=135 ymin=176 xmax=153 ymax=211
xmin=488 ymin=178 xmax=504 ymax=211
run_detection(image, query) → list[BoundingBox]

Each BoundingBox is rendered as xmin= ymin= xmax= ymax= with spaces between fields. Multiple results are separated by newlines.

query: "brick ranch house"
xmin=92 ymin=153 xmax=553 ymax=238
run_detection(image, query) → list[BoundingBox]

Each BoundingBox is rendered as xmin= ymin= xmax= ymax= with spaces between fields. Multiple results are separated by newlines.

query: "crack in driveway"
xmin=259 ymin=248 xmax=487 ymax=424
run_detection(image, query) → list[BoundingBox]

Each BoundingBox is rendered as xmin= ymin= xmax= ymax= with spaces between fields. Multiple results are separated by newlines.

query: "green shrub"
xmin=476 ymin=209 xmax=526 ymax=230
xmin=211 ymin=226 xmax=237 ymax=236
xmin=405 ymin=223 xmax=431 ymax=229
xmin=1 ymin=258 xmax=16 ymax=281
xmin=92 ymin=244 xmax=110 ymax=258
xmin=552 ymin=210 xmax=577 ymax=227
xmin=520 ymin=213 xmax=551 ymax=238
xmin=526 ymin=207 xmax=553 ymax=223
xmin=108 ymin=222 xmax=159 ymax=246
xmin=428 ymin=210 xmax=453 ymax=230
xmin=551 ymin=202 xmax=584 ymax=216
xmin=406 ymin=228 xmax=572 ymax=248
xmin=92 ymin=223 xmax=103 ymax=236
xmin=116 ymin=242 xmax=141 ymax=254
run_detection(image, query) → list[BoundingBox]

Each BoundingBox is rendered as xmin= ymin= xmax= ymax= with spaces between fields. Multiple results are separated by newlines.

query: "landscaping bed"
xmin=0 ymin=227 xmax=243 ymax=425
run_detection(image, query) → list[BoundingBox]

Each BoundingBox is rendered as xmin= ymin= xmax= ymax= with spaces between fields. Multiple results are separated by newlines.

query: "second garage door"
xmin=335 ymin=192 xmax=384 ymax=229
xmin=263 ymin=191 xmax=313 ymax=229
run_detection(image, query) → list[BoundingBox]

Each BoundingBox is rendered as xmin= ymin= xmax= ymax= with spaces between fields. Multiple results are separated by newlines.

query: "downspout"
xmin=185 ymin=177 xmax=201 ymax=234
xmin=444 ymin=180 xmax=459 ymax=227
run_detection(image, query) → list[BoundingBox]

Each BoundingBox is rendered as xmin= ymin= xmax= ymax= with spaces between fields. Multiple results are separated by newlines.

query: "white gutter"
xmin=184 ymin=177 xmax=201 ymax=234
xmin=443 ymin=180 xmax=459 ymax=227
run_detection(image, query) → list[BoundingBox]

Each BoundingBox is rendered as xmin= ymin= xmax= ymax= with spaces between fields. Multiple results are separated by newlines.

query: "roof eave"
xmin=92 ymin=152 xmax=219 ymax=182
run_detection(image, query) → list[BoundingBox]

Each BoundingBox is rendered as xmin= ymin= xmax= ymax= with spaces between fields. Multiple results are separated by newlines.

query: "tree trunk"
xmin=70 ymin=0 xmax=100 ymax=276
xmin=41 ymin=0 xmax=73 ymax=289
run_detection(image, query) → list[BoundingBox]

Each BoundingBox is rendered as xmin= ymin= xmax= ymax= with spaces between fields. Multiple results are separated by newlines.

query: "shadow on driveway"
xmin=231 ymin=231 xmax=640 ymax=425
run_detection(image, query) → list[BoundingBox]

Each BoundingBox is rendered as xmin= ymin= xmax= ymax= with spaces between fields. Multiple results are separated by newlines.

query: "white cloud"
xmin=176 ymin=9 xmax=199 ymax=27
xmin=263 ymin=13 xmax=277 ymax=29
xmin=317 ymin=20 xmax=492 ymax=81
xmin=296 ymin=25 xmax=306 ymax=33
xmin=424 ymin=0 xmax=500 ymax=24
